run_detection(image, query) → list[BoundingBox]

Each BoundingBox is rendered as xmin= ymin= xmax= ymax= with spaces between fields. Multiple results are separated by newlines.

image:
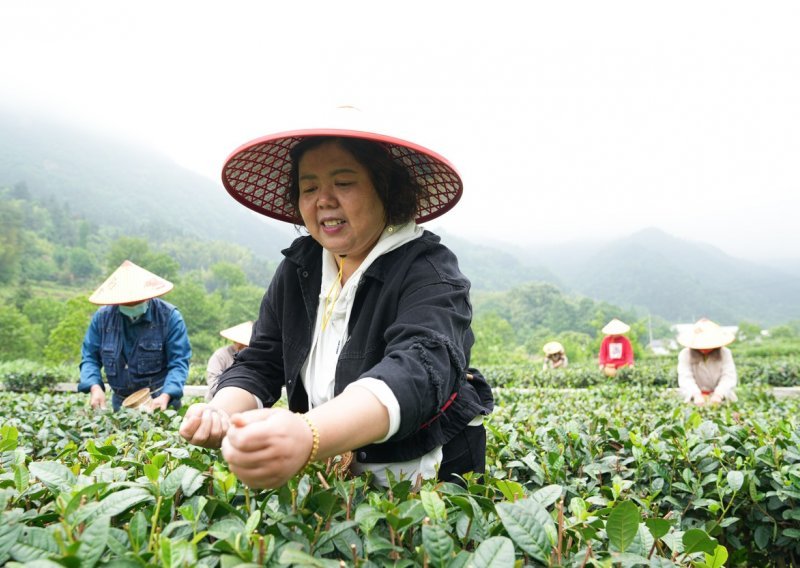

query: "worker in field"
xmin=677 ymin=318 xmax=737 ymax=405
xmin=78 ymin=260 xmax=192 ymax=411
xmin=206 ymin=321 xmax=253 ymax=401
xmin=542 ymin=341 xmax=568 ymax=370
xmin=598 ymin=318 xmax=634 ymax=377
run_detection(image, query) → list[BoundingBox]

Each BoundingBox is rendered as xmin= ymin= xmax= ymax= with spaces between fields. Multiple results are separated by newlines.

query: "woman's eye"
xmin=335 ymin=181 xmax=354 ymax=187
xmin=301 ymin=186 xmax=317 ymax=194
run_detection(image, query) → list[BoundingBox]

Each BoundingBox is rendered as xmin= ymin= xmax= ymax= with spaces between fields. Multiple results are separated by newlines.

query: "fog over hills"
xmin=511 ymin=228 xmax=800 ymax=326
xmin=2 ymin=110 xmax=798 ymax=327
xmin=0 ymin=110 xmax=292 ymax=256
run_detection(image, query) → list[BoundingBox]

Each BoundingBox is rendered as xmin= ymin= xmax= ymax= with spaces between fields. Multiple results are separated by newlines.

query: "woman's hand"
xmin=221 ymin=408 xmax=313 ymax=489
xmin=692 ymin=393 xmax=706 ymax=406
xmin=179 ymin=403 xmax=231 ymax=448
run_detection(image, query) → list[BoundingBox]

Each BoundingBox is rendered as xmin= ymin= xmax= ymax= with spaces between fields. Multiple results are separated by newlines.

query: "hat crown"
xmin=602 ymin=318 xmax=630 ymax=335
xmin=88 ymin=260 xmax=173 ymax=305
xmin=220 ymin=321 xmax=254 ymax=346
xmin=677 ymin=318 xmax=735 ymax=349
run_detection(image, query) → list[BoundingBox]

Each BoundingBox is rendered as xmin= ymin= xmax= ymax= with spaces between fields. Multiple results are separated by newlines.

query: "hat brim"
xmin=220 ymin=321 xmax=254 ymax=346
xmin=602 ymin=322 xmax=630 ymax=335
xmin=88 ymin=261 xmax=173 ymax=305
xmin=221 ymin=129 xmax=463 ymax=224
xmin=678 ymin=334 xmax=735 ymax=350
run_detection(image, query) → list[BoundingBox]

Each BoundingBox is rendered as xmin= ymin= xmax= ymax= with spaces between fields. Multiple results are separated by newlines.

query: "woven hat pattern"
xmin=88 ymin=260 xmax=173 ymax=305
xmin=222 ymin=130 xmax=462 ymax=224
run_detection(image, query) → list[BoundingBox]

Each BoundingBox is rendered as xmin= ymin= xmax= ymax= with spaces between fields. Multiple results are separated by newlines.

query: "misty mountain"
xmin=0 ymin=110 xmax=291 ymax=256
xmin=514 ymin=228 xmax=800 ymax=326
xmin=2 ymin=110 xmax=798 ymax=327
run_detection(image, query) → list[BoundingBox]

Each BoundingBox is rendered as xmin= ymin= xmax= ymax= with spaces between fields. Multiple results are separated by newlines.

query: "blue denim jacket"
xmin=217 ymin=231 xmax=494 ymax=463
xmin=78 ymin=298 xmax=192 ymax=410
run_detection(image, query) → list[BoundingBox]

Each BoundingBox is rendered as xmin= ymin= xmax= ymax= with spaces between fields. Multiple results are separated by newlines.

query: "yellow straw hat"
xmin=677 ymin=318 xmax=735 ymax=350
xmin=602 ymin=318 xmax=630 ymax=335
xmin=543 ymin=341 xmax=565 ymax=355
xmin=219 ymin=321 xmax=254 ymax=346
xmin=88 ymin=260 xmax=173 ymax=305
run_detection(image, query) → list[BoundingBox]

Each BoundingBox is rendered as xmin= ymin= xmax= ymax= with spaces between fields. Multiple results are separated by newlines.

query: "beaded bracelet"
xmin=299 ymin=414 xmax=320 ymax=469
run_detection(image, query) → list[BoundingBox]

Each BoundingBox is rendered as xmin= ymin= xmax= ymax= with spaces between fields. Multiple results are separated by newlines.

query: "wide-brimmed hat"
xmin=543 ymin=341 xmax=565 ymax=355
xmin=88 ymin=260 xmax=173 ymax=305
xmin=220 ymin=321 xmax=254 ymax=346
xmin=220 ymin=109 xmax=463 ymax=224
xmin=678 ymin=318 xmax=735 ymax=350
xmin=602 ymin=318 xmax=630 ymax=335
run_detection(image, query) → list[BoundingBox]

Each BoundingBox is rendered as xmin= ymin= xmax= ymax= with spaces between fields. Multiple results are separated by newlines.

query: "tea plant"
xmin=0 ymin=384 xmax=797 ymax=566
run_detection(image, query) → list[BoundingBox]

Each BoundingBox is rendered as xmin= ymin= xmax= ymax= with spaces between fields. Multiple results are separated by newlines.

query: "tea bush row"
xmin=3 ymin=358 xmax=799 ymax=393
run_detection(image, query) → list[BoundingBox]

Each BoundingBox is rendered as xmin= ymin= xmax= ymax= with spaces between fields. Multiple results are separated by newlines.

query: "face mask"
xmin=119 ymin=301 xmax=149 ymax=319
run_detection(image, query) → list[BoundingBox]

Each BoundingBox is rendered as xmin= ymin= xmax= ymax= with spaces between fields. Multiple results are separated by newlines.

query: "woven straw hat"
xmin=220 ymin=321 xmax=254 ymax=346
xmin=220 ymin=108 xmax=462 ymax=224
xmin=543 ymin=341 xmax=565 ymax=355
xmin=678 ymin=318 xmax=735 ymax=350
xmin=88 ymin=260 xmax=173 ymax=305
xmin=602 ymin=318 xmax=630 ymax=335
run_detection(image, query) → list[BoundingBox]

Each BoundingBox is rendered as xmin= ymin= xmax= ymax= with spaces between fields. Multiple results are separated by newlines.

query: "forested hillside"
xmin=0 ymin=184 xmax=659 ymax=367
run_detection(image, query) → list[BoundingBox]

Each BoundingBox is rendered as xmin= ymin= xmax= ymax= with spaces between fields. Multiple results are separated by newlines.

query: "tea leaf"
xmin=495 ymin=498 xmax=553 ymax=563
xmin=75 ymin=487 xmax=155 ymax=524
xmin=421 ymin=490 xmax=447 ymax=522
xmin=77 ymin=515 xmax=110 ymax=568
xmin=532 ymin=484 xmax=562 ymax=508
xmin=422 ymin=524 xmax=454 ymax=568
xmin=607 ymin=500 xmax=639 ymax=552
xmin=29 ymin=461 xmax=76 ymax=494
xmin=682 ymin=528 xmax=717 ymax=554
xmin=471 ymin=536 xmax=515 ymax=568
xmin=726 ymin=470 xmax=744 ymax=493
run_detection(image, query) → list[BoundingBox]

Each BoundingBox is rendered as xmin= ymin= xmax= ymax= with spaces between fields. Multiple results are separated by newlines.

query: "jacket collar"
xmin=282 ymin=230 xmax=440 ymax=283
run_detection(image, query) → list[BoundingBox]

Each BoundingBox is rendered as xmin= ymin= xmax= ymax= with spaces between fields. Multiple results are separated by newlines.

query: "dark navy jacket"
xmin=217 ymin=231 xmax=494 ymax=463
xmin=78 ymin=298 xmax=192 ymax=410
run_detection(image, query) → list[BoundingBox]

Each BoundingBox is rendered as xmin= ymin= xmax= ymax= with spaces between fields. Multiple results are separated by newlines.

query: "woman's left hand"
xmin=221 ymin=408 xmax=314 ymax=489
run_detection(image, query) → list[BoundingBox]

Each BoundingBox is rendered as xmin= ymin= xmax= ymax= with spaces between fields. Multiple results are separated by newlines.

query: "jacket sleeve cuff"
xmin=345 ymin=378 xmax=400 ymax=442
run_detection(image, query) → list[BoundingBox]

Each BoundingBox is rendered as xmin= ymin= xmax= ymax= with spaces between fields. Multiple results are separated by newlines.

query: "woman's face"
xmin=298 ymin=141 xmax=387 ymax=265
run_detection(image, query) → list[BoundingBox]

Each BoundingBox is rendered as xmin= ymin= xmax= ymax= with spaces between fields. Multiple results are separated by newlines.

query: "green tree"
xmin=164 ymin=281 xmax=222 ymax=361
xmin=0 ymin=197 xmax=23 ymax=283
xmin=208 ymin=262 xmax=248 ymax=296
xmin=471 ymin=312 xmax=531 ymax=366
xmin=222 ymin=284 xmax=264 ymax=325
xmin=22 ymin=297 xmax=69 ymax=355
xmin=67 ymin=248 xmax=101 ymax=280
xmin=106 ymin=237 xmax=180 ymax=280
xmin=736 ymin=321 xmax=762 ymax=342
xmin=44 ymin=296 xmax=95 ymax=365
xmin=0 ymin=305 xmax=36 ymax=361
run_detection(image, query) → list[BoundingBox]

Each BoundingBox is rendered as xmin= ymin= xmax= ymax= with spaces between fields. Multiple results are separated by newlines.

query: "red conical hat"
xmin=220 ymin=108 xmax=463 ymax=224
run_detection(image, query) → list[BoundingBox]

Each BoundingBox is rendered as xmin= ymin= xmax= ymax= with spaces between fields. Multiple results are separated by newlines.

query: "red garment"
xmin=598 ymin=335 xmax=634 ymax=368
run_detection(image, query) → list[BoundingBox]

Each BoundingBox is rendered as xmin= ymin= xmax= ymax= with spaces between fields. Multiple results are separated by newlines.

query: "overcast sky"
xmin=2 ymin=1 xmax=798 ymax=261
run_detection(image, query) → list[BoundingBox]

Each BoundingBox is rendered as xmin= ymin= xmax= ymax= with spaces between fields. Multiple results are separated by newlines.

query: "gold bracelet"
xmin=299 ymin=414 xmax=320 ymax=469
